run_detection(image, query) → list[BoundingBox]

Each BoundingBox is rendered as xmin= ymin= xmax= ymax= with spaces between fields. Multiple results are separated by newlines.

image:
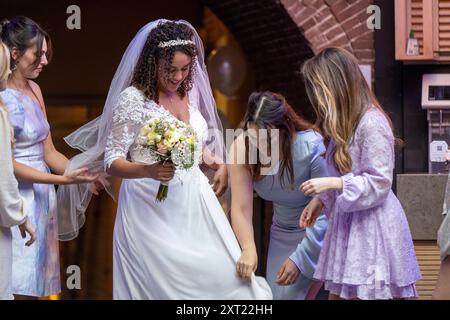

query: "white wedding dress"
xmin=104 ymin=86 xmax=272 ymax=300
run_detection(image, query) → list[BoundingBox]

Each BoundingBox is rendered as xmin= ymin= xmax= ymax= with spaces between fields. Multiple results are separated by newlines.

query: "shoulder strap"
xmin=27 ymin=80 xmax=46 ymax=113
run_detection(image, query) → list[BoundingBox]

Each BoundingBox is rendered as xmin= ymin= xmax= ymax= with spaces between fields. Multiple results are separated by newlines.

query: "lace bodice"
xmin=104 ymin=86 xmax=208 ymax=173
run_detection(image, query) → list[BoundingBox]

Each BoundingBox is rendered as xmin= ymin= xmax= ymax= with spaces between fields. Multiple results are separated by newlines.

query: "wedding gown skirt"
xmin=113 ymin=167 xmax=272 ymax=300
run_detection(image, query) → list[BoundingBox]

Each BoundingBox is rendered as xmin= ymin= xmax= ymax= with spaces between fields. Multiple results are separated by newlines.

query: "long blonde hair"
xmin=301 ymin=47 xmax=393 ymax=174
xmin=0 ymin=41 xmax=11 ymax=108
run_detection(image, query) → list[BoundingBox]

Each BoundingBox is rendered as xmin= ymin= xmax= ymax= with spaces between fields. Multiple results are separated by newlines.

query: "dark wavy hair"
xmin=131 ymin=21 xmax=197 ymax=103
xmin=0 ymin=16 xmax=52 ymax=70
xmin=243 ymin=91 xmax=315 ymax=188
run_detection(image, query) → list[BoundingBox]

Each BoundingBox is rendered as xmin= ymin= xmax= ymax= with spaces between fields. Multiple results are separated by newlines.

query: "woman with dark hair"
xmin=229 ymin=91 xmax=328 ymax=299
xmin=60 ymin=19 xmax=272 ymax=299
xmin=0 ymin=16 xmax=99 ymax=298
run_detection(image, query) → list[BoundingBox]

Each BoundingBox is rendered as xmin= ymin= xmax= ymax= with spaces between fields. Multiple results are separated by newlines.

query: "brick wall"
xmin=203 ymin=0 xmax=316 ymax=119
xmin=204 ymin=0 xmax=376 ymax=117
xmin=281 ymin=0 xmax=375 ymax=65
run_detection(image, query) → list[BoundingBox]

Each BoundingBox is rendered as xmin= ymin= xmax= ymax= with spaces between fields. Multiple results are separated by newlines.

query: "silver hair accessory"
xmin=158 ymin=39 xmax=194 ymax=48
xmin=254 ymin=96 xmax=267 ymax=121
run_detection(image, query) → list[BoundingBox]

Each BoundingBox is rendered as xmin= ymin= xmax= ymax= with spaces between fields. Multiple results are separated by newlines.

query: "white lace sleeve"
xmin=104 ymin=86 xmax=146 ymax=169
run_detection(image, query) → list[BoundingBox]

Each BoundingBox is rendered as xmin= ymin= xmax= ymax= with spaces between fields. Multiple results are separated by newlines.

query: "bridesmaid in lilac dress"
xmin=299 ymin=47 xmax=421 ymax=300
xmin=0 ymin=17 xmax=99 ymax=297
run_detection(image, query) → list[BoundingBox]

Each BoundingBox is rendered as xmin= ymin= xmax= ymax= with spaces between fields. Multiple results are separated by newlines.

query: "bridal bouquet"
xmin=137 ymin=117 xmax=198 ymax=201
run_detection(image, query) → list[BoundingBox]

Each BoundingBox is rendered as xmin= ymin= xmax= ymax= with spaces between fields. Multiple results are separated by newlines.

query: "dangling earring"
xmin=10 ymin=61 xmax=18 ymax=72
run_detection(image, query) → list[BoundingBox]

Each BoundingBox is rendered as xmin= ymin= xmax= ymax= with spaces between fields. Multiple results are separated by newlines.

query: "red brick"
xmin=341 ymin=14 xmax=362 ymax=31
xmin=329 ymin=0 xmax=348 ymax=16
xmin=314 ymin=6 xmax=333 ymax=21
xmin=346 ymin=22 xmax=368 ymax=39
xmin=351 ymin=39 xmax=372 ymax=50
xmin=354 ymin=49 xmax=375 ymax=60
xmin=310 ymin=0 xmax=326 ymax=10
xmin=318 ymin=16 xmax=339 ymax=33
xmin=330 ymin=34 xmax=350 ymax=47
xmin=335 ymin=2 xmax=370 ymax=23
xmin=300 ymin=17 xmax=317 ymax=30
xmin=280 ymin=0 xmax=299 ymax=7
xmin=295 ymin=6 xmax=316 ymax=21
xmin=326 ymin=25 xmax=346 ymax=41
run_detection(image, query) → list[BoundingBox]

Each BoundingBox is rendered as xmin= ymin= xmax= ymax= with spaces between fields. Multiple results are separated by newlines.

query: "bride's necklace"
xmin=160 ymin=91 xmax=189 ymax=124
xmin=163 ymin=91 xmax=177 ymax=110
xmin=168 ymin=94 xmax=175 ymax=109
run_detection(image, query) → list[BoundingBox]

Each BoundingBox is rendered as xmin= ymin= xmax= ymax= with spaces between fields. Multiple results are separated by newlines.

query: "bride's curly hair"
xmin=131 ymin=21 xmax=197 ymax=103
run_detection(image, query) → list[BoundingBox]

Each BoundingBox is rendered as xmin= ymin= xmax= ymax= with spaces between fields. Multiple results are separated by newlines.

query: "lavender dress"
xmin=315 ymin=107 xmax=421 ymax=300
xmin=0 ymin=89 xmax=60 ymax=297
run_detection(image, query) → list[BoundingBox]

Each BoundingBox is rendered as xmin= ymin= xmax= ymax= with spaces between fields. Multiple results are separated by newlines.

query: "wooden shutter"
xmin=411 ymin=0 xmax=425 ymax=54
xmin=395 ymin=0 xmax=434 ymax=60
xmin=437 ymin=0 xmax=450 ymax=55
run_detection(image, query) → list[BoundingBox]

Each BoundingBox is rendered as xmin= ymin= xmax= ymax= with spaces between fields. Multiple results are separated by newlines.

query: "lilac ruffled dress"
xmin=314 ymin=107 xmax=421 ymax=300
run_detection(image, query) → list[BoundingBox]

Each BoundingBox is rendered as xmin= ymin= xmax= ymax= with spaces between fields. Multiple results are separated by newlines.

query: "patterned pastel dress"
xmin=315 ymin=107 xmax=421 ymax=300
xmin=0 ymin=88 xmax=60 ymax=297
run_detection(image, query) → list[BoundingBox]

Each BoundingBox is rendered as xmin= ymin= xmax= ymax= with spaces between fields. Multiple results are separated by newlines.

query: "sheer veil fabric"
xmin=56 ymin=19 xmax=226 ymax=241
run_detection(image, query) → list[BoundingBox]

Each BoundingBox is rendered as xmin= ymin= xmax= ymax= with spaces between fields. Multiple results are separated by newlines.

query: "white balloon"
xmin=207 ymin=43 xmax=247 ymax=97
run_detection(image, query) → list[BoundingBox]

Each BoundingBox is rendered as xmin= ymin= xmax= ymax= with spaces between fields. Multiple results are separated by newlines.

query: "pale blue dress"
xmin=253 ymin=130 xmax=328 ymax=300
xmin=0 ymin=88 xmax=60 ymax=297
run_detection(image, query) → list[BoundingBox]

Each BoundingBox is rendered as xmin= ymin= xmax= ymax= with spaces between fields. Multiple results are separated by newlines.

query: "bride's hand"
xmin=62 ymin=168 xmax=99 ymax=185
xmin=89 ymin=172 xmax=111 ymax=195
xmin=143 ymin=162 xmax=176 ymax=183
xmin=212 ymin=164 xmax=228 ymax=197
xmin=236 ymin=248 xmax=258 ymax=280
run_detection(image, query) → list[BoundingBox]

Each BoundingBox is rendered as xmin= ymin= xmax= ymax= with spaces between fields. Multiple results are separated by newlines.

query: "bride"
xmin=57 ymin=19 xmax=272 ymax=300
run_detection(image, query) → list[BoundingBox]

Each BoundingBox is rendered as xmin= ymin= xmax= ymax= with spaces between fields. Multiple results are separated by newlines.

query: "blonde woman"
xmin=0 ymin=40 xmax=36 ymax=300
xmin=299 ymin=47 xmax=421 ymax=300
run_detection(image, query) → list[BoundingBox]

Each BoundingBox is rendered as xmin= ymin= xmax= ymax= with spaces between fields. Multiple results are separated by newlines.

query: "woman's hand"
xmin=143 ymin=162 xmax=176 ymax=183
xmin=62 ymin=168 xmax=99 ymax=185
xmin=299 ymin=197 xmax=324 ymax=228
xmin=299 ymin=177 xmax=342 ymax=197
xmin=212 ymin=164 xmax=228 ymax=197
xmin=19 ymin=217 xmax=36 ymax=247
xmin=276 ymin=258 xmax=300 ymax=286
xmin=236 ymin=247 xmax=258 ymax=280
xmin=89 ymin=172 xmax=111 ymax=196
